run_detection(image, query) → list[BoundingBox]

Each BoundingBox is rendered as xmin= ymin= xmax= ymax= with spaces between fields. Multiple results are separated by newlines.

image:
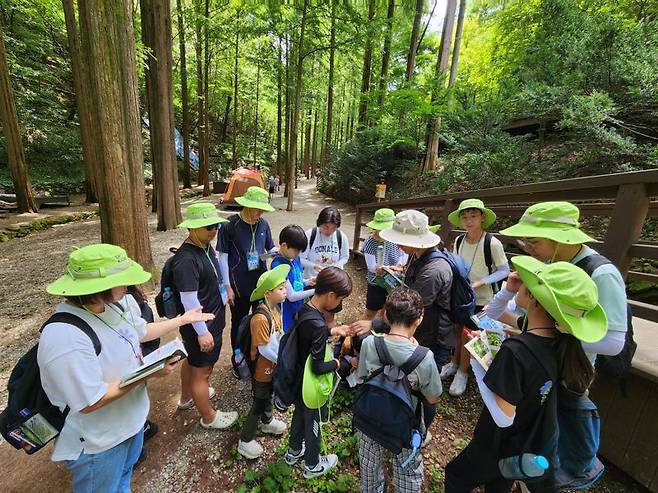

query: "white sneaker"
xmin=260 ymin=418 xmax=287 ymax=435
xmin=303 ymin=454 xmax=339 ymax=479
xmin=177 ymin=387 xmax=216 ymax=410
xmin=200 ymin=410 xmax=238 ymax=430
xmin=449 ymin=370 xmax=469 ymax=397
xmin=422 ymin=430 xmax=432 ymax=447
xmin=237 ymin=439 xmax=264 ymax=459
xmin=439 ymin=362 xmax=459 ymax=380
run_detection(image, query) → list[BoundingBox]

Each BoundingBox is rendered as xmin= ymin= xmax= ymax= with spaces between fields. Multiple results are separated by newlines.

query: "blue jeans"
xmin=66 ymin=429 xmax=144 ymax=493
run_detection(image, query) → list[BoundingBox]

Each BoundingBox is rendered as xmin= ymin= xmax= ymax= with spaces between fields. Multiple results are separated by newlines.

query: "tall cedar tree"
xmin=0 ymin=26 xmax=37 ymax=213
xmin=62 ymin=0 xmax=98 ymax=203
xmin=357 ymin=0 xmax=376 ymax=127
xmin=420 ymin=0 xmax=458 ymax=172
xmin=232 ymin=11 xmax=240 ymax=168
xmin=286 ymin=0 xmax=309 ymax=211
xmin=140 ymin=0 xmax=182 ymax=230
xmin=195 ymin=0 xmax=208 ymax=189
xmin=176 ymin=0 xmax=192 ymax=188
xmin=76 ymin=0 xmax=155 ymax=273
xmin=449 ymin=0 xmax=467 ymax=86
xmin=321 ymin=0 xmax=337 ymax=169
xmin=377 ymin=0 xmax=395 ymax=111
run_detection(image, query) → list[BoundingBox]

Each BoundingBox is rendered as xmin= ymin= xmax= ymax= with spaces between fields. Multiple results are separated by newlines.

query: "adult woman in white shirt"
xmin=300 ymin=206 xmax=350 ymax=279
xmin=38 ymin=243 xmax=213 ymax=493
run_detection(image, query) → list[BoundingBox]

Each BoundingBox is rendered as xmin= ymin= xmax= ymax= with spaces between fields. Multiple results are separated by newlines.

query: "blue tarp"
xmin=143 ymin=116 xmax=199 ymax=170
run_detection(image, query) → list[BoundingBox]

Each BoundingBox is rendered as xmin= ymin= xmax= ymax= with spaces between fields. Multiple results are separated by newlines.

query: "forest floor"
xmin=0 ymin=179 xmax=649 ymax=492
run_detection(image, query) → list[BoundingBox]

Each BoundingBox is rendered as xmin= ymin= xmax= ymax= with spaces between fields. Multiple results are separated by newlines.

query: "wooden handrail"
xmin=352 ymin=169 xmax=658 ymax=322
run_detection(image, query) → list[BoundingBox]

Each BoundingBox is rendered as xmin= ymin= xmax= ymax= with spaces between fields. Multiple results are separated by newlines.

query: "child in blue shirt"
xmin=271 ymin=225 xmax=316 ymax=332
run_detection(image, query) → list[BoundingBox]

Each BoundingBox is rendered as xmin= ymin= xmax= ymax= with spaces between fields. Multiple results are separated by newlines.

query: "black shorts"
xmin=366 ymin=283 xmax=388 ymax=312
xmin=179 ymin=308 xmax=226 ymax=368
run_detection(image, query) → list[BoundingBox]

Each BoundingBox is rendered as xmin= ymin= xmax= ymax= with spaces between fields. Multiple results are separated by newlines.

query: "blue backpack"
xmin=353 ymin=336 xmax=429 ymax=454
xmin=409 ymin=249 xmax=476 ymax=326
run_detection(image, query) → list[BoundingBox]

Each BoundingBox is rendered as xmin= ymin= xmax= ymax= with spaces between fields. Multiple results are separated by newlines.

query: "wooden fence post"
xmin=602 ymin=183 xmax=650 ymax=277
xmin=440 ymin=199 xmax=454 ymax=247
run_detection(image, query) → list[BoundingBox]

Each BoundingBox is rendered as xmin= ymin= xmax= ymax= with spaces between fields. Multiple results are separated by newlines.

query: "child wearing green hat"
xmin=173 ymin=202 xmax=238 ymax=430
xmin=237 ymin=265 xmax=290 ymax=459
xmin=38 ymin=243 xmax=214 ymax=492
xmin=445 ymin=257 xmax=607 ymax=493
xmin=441 ymin=199 xmax=509 ymax=398
xmin=361 ymin=208 xmax=408 ymax=319
xmin=215 ymin=186 xmax=277 ymax=377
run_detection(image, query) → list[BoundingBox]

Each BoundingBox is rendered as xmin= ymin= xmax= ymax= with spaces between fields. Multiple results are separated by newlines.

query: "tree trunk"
xmin=420 ymin=0 xmax=458 ymax=173
xmin=176 ymin=0 xmax=191 ymax=188
xmin=399 ymin=0 xmax=423 ymax=126
xmin=376 ymin=0 xmax=395 ymax=111
xmin=449 ymin=0 xmax=467 ymax=87
xmin=219 ymin=95 xmax=231 ymax=142
xmin=62 ymin=0 xmax=98 ymax=204
xmin=76 ymin=0 xmax=154 ymax=272
xmin=140 ymin=0 xmax=182 ymax=230
xmin=0 ymin=26 xmax=37 ymax=213
xmin=310 ymin=107 xmax=318 ymax=177
xmin=303 ymin=106 xmax=311 ymax=178
xmin=286 ymin=0 xmax=308 ymax=211
xmin=253 ymin=57 xmax=260 ymax=168
xmin=357 ymin=0 xmax=376 ymax=128
xmin=202 ymin=0 xmax=210 ymax=196
xmin=231 ymin=17 xmax=239 ymax=168
xmin=276 ymin=37 xmax=283 ymax=178
xmin=194 ymin=0 xmax=207 ymax=187
xmin=320 ymin=0 xmax=336 ymax=169
xmin=283 ymin=33 xmax=291 ymax=197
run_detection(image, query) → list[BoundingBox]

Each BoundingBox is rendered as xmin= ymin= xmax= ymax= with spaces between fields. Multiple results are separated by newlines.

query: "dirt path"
xmin=0 ymin=179 xmax=357 ymax=493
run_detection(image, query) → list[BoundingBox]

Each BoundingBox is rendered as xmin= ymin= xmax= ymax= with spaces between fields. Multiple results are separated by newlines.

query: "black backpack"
xmin=456 ymin=232 xmax=505 ymax=293
xmin=574 ymin=253 xmax=637 ymax=379
xmin=408 ymin=249 xmax=476 ymax=326
xmin=353 ymin=336 xmax=429 ymax=454
xmin=155 ymin=246 xmax=180 ymax=318
xmin=309 ymin=227 xmax=343 ymax=252
xmin=273 ymin=309 xmax=324 ymax=407
xmin=233 ymin=304 xmax=274 ymax=378
xmin=0 ymin=313 xmax=101 ymax=455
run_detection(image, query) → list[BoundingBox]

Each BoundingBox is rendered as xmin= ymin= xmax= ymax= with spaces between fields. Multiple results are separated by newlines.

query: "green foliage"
xmin=237 ymin=460 xmax=295 ymax=493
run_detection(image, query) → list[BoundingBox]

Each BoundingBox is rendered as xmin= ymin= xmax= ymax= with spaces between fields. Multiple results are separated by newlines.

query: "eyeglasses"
xmin=205 ymin=224 xmax=219 ymax=231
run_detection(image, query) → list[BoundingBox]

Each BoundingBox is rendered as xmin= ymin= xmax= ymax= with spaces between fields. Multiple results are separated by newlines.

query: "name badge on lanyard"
xmin=247 ymin=223 xmax=260 ymax=271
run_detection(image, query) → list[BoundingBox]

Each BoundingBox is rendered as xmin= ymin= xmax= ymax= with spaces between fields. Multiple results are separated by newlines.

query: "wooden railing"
xmin=353 ymin=169 xmax=658 ymax=322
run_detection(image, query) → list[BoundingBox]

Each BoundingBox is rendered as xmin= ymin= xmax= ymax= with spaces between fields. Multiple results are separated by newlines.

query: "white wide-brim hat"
xmin=379 ymin=209 xmax=441 ymax=249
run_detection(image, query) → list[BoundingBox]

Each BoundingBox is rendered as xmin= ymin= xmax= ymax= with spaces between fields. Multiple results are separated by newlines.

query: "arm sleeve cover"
xmin=364 ymin=253 xmax=377 ymax=273
xmin=472 ymin=358 xmax=515 ymax=428
xmin=481 ymin=263 xmax=511 ymax=286
xmin=179 ymin=291 xmax=209 ymax=335
xmin=218 ymin=252 xmax=230 ymax=286
xmin=285 ymin=279 xmax=315 ymax=302
xmin=581 ymin=329 xmax=625 ymax=356
xmin=485 ymin=288 xmax=517 ymax=321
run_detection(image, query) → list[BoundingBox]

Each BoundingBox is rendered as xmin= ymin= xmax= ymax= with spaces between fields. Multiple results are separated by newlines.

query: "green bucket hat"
xmin=366 ymin=208 xmax=396 ymax=230
xmin=511 ymin=256 xmax=607 ymax=343
xmin=250 ymin=264 xmax=291 ymax=302
xmin=302 ymin=346 xmax=335 ymax=409
xmin=235 ymin=186 xmax=275 ymax=212
xmin=448 ymin=198 xmax=497 ymax=229
xmin=47 ymin=243 xmax=152 ymax=296
xmin=499 ymin=202 xmax=594 ymax=245
xmin=178 ymin=202 xmax=228 ymax=229
xmin=428 ymin=224 xmax=441 ymax=234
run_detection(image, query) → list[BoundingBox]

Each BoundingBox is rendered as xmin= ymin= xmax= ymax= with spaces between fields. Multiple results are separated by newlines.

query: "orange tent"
xmin=222 ymin=167 xmax=266 ymax=205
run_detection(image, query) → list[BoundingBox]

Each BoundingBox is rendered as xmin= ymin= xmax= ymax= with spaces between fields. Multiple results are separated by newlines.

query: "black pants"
xmin=289 ymin=399 xmax=325 ymax=469
xmin=445 ymin=440 xmax=513 ymax=493
xmin=240 ymin=380 xmax=274 ymax=442
xmin=423 ymin=343 xmax=452 ymax=429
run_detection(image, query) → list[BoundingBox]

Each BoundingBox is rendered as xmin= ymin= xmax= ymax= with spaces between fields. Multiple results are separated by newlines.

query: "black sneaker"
xmin=273 ymin=396 xmax=289 ymax=413
xmin=284 ymin=443 xmax=305 ymax=465
xmin=143 ymin=420 xmax=159 ymax=441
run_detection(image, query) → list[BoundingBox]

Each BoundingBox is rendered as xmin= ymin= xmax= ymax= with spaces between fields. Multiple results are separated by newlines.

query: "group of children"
xmin=31 ymin=184 xmax=627 ymax=493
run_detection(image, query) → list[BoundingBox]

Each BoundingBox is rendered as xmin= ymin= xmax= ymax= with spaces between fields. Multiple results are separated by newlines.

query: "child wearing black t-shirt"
xmin=445 ymin=257 xmax=606 ymax=493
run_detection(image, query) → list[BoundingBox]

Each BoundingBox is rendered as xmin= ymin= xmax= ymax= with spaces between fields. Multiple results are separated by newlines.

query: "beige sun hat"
xmin=379 ymin=210 xmax=441 ymax=248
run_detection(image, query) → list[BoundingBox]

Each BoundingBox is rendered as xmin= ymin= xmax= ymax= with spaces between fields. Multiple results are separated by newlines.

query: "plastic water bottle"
xmin=498 ymin=453 xmax=549 ymax=479
xmin=234 ymin=349 xmax=251 ymax=380
xmin=376 ymin=244 xmax=384 ymax=266
xmin=162 ymin=287 xmax=177 ymax=319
